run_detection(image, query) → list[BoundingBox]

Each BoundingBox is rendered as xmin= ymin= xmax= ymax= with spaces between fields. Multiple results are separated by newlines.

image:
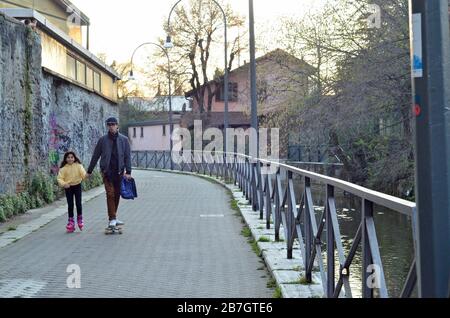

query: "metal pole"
xmin=168 ymin=55 xmax=174 ymax=170
xmin=249 ymin=0 xmax=258 ymax=158
xmin=166 ymin=0 xmax=228 ymax=149
xmin=223 ymin=15 xmax=229 ymax=154
xmin=410 ymin=0 xmax=450 ymax=298
xmin=129 ymin=42 xmax=172 ymax=169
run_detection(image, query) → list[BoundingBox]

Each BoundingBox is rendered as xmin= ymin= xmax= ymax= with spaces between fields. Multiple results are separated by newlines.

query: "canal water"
xmin=282 ymin=173 xmax=416 ymax=298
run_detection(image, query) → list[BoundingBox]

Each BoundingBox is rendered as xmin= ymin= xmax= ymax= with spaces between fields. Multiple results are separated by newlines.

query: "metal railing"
xmin=132 ymin=150 xmax=418 ymax=298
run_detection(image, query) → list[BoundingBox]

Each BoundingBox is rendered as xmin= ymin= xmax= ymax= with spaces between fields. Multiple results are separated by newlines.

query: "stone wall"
xmin=0 ymin=12 xmax=118 ymax=194
xmin=40 ymin=73 xmax=117 ymax=175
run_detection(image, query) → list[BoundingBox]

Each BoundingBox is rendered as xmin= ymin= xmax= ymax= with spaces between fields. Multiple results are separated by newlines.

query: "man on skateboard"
xmin=86 ymin=117 xmax=132 ymax=230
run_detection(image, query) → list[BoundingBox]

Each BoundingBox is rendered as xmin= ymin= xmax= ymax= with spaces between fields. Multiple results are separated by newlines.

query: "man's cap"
xmin=106 ymin=117 xmax=119 ymax=125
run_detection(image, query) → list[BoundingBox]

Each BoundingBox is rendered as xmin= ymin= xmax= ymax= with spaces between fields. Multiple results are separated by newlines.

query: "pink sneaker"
xmin=66 ymin=218 xmax=75 ymax=233
xmin=77 ymin=215 xmax=84 ymax=231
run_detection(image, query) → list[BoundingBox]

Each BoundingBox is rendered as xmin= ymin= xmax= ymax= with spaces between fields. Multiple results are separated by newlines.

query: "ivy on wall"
xmin=22 ymin=27 xmax=34 ymax=185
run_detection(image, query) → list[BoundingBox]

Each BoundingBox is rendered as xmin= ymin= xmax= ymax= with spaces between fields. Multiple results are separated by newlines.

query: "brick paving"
xmin=0 ymin=170 xmax=273 ymax=298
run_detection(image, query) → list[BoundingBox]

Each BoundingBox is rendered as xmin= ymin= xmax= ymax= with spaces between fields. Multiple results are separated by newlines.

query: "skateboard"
xmin=105 ymin=225 xmax=123 ymax=235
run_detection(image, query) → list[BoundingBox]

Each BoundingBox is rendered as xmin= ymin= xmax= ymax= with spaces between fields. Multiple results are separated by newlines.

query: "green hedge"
xmin=0 ymin=170 xmax=103 ymax=223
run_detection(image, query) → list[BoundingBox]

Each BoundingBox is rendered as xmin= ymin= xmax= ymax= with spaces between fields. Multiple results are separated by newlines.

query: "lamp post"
xmin=165 ymin=0 xmax=229 ymax=160
xmin=409 ymin=0 xmax=450 ymax=298
xmin=129 ymin=42 xmax=174 ymax=170
xmin=249 ymin=0 xmax=258 ymax=158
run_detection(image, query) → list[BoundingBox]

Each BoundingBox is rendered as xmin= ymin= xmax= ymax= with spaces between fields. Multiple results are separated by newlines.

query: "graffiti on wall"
xmin=49 ymin=114 xmax=72 ymax=175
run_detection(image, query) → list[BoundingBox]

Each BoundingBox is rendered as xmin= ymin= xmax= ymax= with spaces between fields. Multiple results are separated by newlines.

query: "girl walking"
xmin=57 ymin=151 xmax=87 ymax=233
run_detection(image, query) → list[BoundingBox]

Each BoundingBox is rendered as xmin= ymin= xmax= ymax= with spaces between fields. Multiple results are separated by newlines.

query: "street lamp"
xmin=165 ymin=0 xmax=229 ymax=162
xmin=129 ymin=42 xmax=174 ymax=170
xmin=249 ymin=0 xmax=258 ymax=158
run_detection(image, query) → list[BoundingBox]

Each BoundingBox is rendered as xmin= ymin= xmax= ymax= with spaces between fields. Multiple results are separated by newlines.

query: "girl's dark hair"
xmin=60 ymin=151 xmax=82 ymax=168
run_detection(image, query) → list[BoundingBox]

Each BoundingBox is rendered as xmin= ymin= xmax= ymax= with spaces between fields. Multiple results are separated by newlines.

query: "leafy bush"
xmin=29 ymin=172 xmax=54 ymax=204
xmin=0 ymin=207 xmax=5 ymax=223
xmin=0 ymin=170 xmax=103 ymax=224
xmin=0 ymin=196 xmax=15 ymax=218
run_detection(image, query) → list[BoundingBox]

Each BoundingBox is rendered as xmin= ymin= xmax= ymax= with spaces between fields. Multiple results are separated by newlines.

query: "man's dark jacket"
xmin=87 ymin=133 xmax=132 ymax=176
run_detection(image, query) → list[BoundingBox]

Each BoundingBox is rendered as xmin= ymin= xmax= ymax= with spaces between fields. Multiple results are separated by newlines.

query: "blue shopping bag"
xmin=120 ymin=176 xmax=138 ymax=200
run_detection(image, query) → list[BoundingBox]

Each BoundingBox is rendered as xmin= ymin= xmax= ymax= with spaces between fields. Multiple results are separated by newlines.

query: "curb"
xmin=0 ymin=187 xmax=105 ymax=249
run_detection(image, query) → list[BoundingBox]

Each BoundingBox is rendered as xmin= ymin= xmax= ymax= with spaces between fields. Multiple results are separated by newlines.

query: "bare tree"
xmin=258 ymin=0 xmax=414 ymax=196
xmin=162 ymin=0 xmax=246 ymax=113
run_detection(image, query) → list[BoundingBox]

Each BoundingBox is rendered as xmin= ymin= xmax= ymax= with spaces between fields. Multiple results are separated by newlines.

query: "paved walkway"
xmin=0 ymin=170 xmax=273 ymax=298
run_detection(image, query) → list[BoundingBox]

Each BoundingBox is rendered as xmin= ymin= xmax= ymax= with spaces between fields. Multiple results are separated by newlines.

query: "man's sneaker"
xmin=77 ymin=215 xmax=84 ymax=231
xmin=109 ymin=219 xmax=117 ymax=228
xmin=66 ymin=218 xmax=75 ymax=233
xmin=116 ymin=220 xmax=124 ymax=226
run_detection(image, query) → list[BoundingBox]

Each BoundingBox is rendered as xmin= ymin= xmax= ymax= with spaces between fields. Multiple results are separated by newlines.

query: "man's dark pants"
xmin=103 ymin=174 xmax=121 ymax=221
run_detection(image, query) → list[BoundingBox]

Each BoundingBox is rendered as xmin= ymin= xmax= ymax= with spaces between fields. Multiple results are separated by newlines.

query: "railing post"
xmin=163 ymin=152 xmax=166 ymax=169
xmin=151 ymin=152 xmax=156 ymax=169
xmin=244 ymin=160 xmax=249 ymax=199
xmin=233 ymin=155 xmax=237 ymax=185
xmin=286 ymin=170 xmax=295 ymax=259
xmin=274 ymin=169 xmax=282 ymax=242
xmin=209 ymin=154 xmax=212 ymax=177
xmin=259 ymin=162 xmax=264 ymax=219
xmin=304 ymin=176 xmax=312 ymax=282
xmin=215 ymin=154 xmax=219 ymax=178
xmin=240 ymin=158 xmax=244 ymax=191
xmin=252 ymin=162 xmax=258 ymax=211
xmin=266 ymin=171 xmax=272 ymax=230
xmin=326 ymin=184 xmax=335 ymax=298
xmin=362 ymin=199 xmax=374 ymax=298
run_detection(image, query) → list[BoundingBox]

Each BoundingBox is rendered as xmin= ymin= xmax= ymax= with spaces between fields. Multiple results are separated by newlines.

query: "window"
xmin=76 ymin=60 xmax=86 ymax=84
xmin=216 ymin=82 xmax=238 ymax=102
xmin=86 ymin=67 xmax=93 ymax=89
xmin=140 ymin=127 xmax=144 ymax=138
xmin=66 ymin=54 xmax=76 ymax=80
xmin=93 ymin=71 xmax=101 ymax=92
xmin=133 ymin=128 xmax=136 ymax=138
xmin=162 ymin=125 xmax=166 ymax=136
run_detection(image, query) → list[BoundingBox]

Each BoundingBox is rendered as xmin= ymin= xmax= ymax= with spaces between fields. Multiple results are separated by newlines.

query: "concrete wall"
xmin=0 ymin=12 xmax=117 ymax=194
xmin=40 ymin=72 xmax=117 ymax=174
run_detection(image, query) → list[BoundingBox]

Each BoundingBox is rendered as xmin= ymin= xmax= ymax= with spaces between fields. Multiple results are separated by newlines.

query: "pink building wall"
xmin=129 ymin=124 xmax=181 ymax=151
xmin=189 ymin=49 xmax=315 ymax=115
xmin=191 ymin=69 xmax=250 ymax=113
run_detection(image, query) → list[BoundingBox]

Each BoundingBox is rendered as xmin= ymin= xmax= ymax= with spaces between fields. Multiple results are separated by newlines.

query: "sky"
xmin=70 ymin=0 xmax=327 ymax=64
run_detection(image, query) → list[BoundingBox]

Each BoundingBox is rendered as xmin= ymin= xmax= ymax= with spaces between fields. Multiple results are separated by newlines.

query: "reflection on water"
xmin=288 ymin=177 xmax=416 ymax=298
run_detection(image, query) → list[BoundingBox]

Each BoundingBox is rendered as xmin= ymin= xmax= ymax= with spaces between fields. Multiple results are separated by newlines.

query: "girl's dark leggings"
xmin=65 ymin=184 xmax=82 ymax=218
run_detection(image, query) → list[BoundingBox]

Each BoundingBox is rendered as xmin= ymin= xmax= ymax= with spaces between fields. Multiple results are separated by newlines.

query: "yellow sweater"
xmin=57 ymin=163 xmax=87 ymax=187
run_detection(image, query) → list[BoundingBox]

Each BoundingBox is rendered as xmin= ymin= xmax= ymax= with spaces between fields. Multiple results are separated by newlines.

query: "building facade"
xmin=128 ymin=118 xmax=181 ymax=152
xmin=0 ymin=0 xmax=119 ymax=102
xmin=0 ymin=0 xmax=88 ymax=46
xmin=186 ymin=49 xmax=316 ymax=116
